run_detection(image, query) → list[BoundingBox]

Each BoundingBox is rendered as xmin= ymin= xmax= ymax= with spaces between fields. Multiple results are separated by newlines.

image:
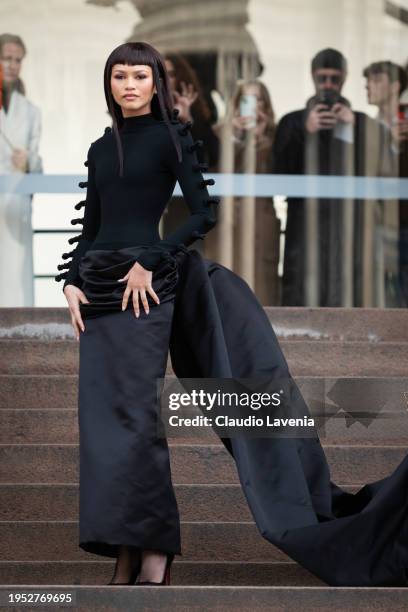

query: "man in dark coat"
xmin=273 ymin=48 xmax=393 ymax=306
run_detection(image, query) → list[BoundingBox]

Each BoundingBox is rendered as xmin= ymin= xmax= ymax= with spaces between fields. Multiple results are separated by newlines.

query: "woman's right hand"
xmin=117 ymin=261 xmax=160 ymax=318
xmin=63 ymin=285 xmax=90 ymax=341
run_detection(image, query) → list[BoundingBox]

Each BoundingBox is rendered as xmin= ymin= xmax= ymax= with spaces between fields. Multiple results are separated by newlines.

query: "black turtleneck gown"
xmin=56 ymin=113 xmax=219 ymax=561
xmin=58 ymin=112 xmax=217 ymax=290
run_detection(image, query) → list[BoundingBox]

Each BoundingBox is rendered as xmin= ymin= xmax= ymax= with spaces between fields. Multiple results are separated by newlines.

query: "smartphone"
xmin=239 ymin=94 xmax=257 ymax=128
xmin=316 ymin=90 xmax=341 ymax=110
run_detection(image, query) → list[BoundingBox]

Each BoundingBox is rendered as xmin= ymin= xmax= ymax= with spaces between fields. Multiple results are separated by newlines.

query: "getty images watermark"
xmin=154 ymin=376 xmax=408 ymax=440
xmin=155 ymin=377 xmax=318 ymax=439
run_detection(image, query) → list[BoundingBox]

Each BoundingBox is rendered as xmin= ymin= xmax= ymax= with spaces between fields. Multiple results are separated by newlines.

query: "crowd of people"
xmin=1 ymin=33 xmax=407 ymax=308
xmin=163 ymin=47 xmax=408 ymax=307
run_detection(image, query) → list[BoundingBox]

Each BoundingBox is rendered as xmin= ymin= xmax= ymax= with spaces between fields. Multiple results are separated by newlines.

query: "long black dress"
xmin=55 ymin=111 xmax=408 ymax=587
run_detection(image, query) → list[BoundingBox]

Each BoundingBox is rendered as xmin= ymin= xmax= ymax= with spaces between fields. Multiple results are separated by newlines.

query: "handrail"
xmin=1 ymin=173 xmax=408 ymax=199
xmin=4 ymin=172 xmax=406 ymax=282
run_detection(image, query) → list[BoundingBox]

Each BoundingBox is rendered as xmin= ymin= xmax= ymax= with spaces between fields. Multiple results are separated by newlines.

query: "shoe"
xmin=107 ymin=550 xmax=142 ymax=585
xmin=136 ymin=552 xmax=174 ymax=586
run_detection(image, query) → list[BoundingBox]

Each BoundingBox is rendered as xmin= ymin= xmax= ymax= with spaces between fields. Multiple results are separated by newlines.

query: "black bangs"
xmin=108 ymin=44 xmax=154 ymax=69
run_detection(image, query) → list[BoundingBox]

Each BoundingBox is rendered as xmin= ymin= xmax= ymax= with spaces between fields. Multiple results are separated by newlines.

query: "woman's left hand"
xmin=117 ymin=261 xmax=160 ymax=318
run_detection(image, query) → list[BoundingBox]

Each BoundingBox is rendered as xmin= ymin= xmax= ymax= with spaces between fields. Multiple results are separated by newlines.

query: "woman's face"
xmin=110 ymin=63 xmax=157 ymax=117
xmin=0 ymin=42 xmax=24 ymax=84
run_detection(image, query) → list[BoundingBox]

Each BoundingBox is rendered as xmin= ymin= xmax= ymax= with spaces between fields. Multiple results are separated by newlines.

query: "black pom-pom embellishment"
xmin=62 ymin=250 xmax=75 ymax=260
xmin=178 ymin=121 xmax=193 ymax=136
xmin=192 ymin=230 xmax=205 ymax=240
xmin=78 ymin=181 xmax=88 ymax=189
xmin=55 ymin=272 xmax=68 ymax=282
xmin=199 ymin=178 xmax=215 ymax=189
xmin=187 ymin=140 xmax=203 ymax=153
xmin=68 ymin=234 xmax=82 ymax=244
xmin=71 ymin=218 xmax=84 ymax=226
xmin=57 ymin=262 xmax=70 ymax=271
xmin=74 ymin=200 xmax=86 ymax=210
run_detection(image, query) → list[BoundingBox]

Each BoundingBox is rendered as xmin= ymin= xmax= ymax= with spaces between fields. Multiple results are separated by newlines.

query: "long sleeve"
xmin=135 ymin=121 xmax=219 ymax=272
xmin=54 ymin=143 xmax=101 ymax=290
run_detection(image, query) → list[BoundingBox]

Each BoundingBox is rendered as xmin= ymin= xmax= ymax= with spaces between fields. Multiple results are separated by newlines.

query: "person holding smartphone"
xmin=272 ymin=48 xmax=394 ymax=307
xmin=212 ymin=79 xmax=280 ymax=306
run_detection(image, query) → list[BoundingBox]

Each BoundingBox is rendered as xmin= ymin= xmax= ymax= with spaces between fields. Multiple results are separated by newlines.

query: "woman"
xmin=164 ymin=52 xmax=219 ymax=170
xmin=56 ymin=41 xmax=218 ymax=586
xmin=213 ymin=79 xmax=280 ymax=305
xmin=161 ymin=52 xmax=220 ymax=262
xmin=0 ymin=32 xmax=43 ymax=307
xmin=55 ymin=42 xmax=408 ymax=588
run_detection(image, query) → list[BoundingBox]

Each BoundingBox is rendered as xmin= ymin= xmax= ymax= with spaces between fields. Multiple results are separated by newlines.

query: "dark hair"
xmin=103 ymin=41 xmax=181 ymax=177
xmin=362 ymin=60 xmax=408 ymax=95
xmin=311 ymin=48 xmax=347 ymax=73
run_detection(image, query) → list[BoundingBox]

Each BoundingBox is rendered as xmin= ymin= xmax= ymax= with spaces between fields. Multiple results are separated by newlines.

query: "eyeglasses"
xmin=315 ymin=74 xmax=342 ymax=85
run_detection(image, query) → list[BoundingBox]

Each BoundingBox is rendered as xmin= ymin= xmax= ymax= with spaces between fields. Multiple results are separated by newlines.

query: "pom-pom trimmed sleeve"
xmin=54 ymin=143 xmax=101 ymax=291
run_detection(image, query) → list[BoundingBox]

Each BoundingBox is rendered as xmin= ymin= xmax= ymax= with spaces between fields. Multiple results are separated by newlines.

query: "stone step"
xmin=0 ymin=483 xmax=360 ymax=523
xmin=1 ymin=340 xmax=407 ymax=376
xmin=0 ymin=444 xmax=406 ymax=485
xmin=264 ymin=307 xmax=408 ymax=343
xmin=1 ymin=408 xmax=407 ymax=445
xmin=2 ymin=375 xmax=407 ymax=411
xmin=0 ymin=521 xmax=290 ymax=563
xmin=0 ymin=560 xmax=323 ymax=587
xmin=0 ymin=584 xmax=407 ymax=611
xmin=1 ymin=307 xmax=407 ymax=343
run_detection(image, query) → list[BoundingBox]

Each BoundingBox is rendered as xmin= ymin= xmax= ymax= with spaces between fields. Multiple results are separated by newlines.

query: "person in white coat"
xmin=0 ymin=33 xmax=43 ymax=306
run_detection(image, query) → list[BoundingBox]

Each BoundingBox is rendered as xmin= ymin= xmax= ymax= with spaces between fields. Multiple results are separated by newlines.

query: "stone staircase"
xmin=0 ymin=307 xmax=407 ymax=611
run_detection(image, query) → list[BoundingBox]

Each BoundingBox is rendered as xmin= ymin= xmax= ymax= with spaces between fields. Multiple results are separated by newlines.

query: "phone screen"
xmin=239 ymin=94 xmax=257 ymax=127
